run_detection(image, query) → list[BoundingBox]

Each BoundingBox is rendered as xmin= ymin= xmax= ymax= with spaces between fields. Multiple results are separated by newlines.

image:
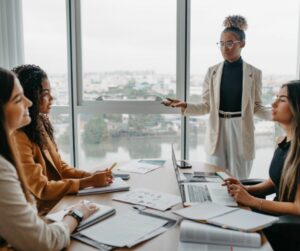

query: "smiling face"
xmin=4 ymin=78 xmax=32 ymax=134
xmin=272 ymin=86 xmax=293 ymax=126
xmin=220 ymin=31 xmax=245 ymax=62
xmin=39 ymin=78 xmax=53 ymax=114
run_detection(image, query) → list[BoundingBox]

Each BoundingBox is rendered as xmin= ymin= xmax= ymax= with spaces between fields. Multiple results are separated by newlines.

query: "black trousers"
xmin=264 ymin=224 xmax=300 ymax=251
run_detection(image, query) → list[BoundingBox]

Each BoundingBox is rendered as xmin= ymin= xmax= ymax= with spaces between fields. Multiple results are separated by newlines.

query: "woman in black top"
xmin=225 ymin=80 xmax=300 ymax=215
xmin=163 ymin=15 xmax=271 ymax=179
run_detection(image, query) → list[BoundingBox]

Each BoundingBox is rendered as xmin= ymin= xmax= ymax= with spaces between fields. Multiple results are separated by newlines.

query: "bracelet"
xmin=259 ymin=199 xmax=263 ymax=211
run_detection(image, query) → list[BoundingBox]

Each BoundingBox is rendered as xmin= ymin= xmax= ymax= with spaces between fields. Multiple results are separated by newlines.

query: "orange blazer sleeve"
xmin=14 ymin=131 xmax=80 ymax=201
xmin=59 ymin=159 xmax=90 ymax=179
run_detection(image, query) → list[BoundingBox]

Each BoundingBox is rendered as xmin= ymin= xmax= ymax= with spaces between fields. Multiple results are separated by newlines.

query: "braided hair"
xmin=12 ymin=65 xmax=55 ymax=149
xmin=223 ymin=15 xmax=248 ymax=41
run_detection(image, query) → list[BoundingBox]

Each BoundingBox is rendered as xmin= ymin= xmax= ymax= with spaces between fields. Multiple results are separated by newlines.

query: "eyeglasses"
xmin=216 ymin=40 xmax=241 ymax=49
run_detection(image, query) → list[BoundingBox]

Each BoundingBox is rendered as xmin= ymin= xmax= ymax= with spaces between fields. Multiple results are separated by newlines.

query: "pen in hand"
xmin=108 ymin=162 xmax=117 ymax=171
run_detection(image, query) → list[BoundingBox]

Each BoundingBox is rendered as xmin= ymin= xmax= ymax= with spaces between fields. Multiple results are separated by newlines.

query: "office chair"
xmin=240 ymin=179 xmax=300 ymax=251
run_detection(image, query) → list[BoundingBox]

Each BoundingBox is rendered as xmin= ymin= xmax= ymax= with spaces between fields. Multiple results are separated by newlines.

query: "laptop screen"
xmin=171 ymin=145 xmax=186 ymax=204
xmin=171 ymin=144 xmax=180 ymax=181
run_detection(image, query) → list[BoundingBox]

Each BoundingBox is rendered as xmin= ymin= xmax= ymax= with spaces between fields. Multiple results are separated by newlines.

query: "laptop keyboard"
xmin=187 ymin=184 xmax=212 ymax=202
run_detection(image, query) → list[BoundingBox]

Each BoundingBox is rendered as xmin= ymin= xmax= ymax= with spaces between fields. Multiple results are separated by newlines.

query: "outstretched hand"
xmin=161 ymin=98 xmax=187 ymax=109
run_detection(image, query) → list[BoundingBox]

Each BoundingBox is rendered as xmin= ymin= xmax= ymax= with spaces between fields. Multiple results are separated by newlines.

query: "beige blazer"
xmin=0 ymin=155 xmax=70 ymax=251
xmin=14 ymin=130 xmax=90 ymax=214
xmin=184 ymin=61 xmax=272 ymax=160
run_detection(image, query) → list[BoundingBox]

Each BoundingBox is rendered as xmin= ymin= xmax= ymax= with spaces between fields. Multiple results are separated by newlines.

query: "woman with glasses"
xmin=0 ymin=67 xmax=98 ymax=251
xmin=163 ymin=15 xmax=271 ymax=179
xmin=12 ymin=64 xmax=113 ymax=215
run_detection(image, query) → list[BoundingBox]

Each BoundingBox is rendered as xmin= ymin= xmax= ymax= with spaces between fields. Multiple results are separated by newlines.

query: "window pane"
xmin=81 ymin=0 xmax=176 ymax=101
xmin=23 ymin=0 xmax=72 ymax=163
xmin=77 ymin=114 xmax=181 ymax=171
xmin=23 ymin=0 xmax=69 ymax=106
xmin=50 ymin=113 xmax=72 ymax=164
xmin=190 ymin=0 xmax=299 ymax=178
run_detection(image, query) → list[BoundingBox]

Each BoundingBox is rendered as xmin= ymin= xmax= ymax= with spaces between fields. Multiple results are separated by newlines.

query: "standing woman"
xmin=0 ymin=67 xmax=97 ymax=251
xmin=163 ymin=15 xmax=271 ymax=179
xmin=12 ymin=64 xmax=112 ymax=215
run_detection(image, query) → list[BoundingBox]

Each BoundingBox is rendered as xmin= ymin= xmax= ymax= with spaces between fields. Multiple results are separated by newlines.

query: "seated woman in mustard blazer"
xmin=0 ymin=67 xmax=97 ymax=251
xmin=12 ymin=64 xmax=113 ymax=214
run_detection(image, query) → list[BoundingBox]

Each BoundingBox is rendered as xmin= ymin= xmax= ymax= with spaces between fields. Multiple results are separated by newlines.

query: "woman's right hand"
xmin=72 ymin=201 xmax=99 ymax=220
xmin=161 ymin=98 xmax=187 ymax=109
xmin=222 ymin=177 xmax=243 ymax=193
xmin=91 ymin=170 xmax=113 ymax=187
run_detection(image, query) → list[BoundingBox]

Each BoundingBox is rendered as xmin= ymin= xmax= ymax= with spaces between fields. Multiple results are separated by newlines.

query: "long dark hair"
xmin=278 ymin=80 xmax=300 ymax=201
xmin=0 ymin=67 xmax=31 ymax=202
xmin=12 ymin=65 xmax=54 ymax=149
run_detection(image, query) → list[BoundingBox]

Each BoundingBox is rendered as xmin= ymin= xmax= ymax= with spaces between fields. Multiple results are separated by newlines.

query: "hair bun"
xmin=223 ymin=15 xmax=248 ymax=31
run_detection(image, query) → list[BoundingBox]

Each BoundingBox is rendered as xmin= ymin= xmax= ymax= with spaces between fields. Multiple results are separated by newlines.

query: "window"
xmin=81 ymin=0 xmax=176 ymax=101
xmin=23 ymin=0 xmax=71 ymax=163
xmin=76 ymin=113 xmax=181 ymax=170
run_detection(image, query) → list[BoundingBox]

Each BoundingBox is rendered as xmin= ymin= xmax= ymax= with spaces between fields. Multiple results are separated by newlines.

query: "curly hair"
xmin=12 ymin=64 xmax=55 ymax=149
xmin=223 ymin=15 xmax=247 ymax=41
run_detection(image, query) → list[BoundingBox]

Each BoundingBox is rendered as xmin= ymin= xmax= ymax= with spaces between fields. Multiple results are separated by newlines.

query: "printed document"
xmin=80 ymin=211 xmax=168 ymax=247
xmin=113 ymin=188 xmax=181 ymax=211
xmin=117 ymin=159 xmax=165 ymax=174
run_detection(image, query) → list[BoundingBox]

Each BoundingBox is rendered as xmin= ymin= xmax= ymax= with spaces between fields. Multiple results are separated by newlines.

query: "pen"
xmin=108 ymin=162 xmax=117 ymax=171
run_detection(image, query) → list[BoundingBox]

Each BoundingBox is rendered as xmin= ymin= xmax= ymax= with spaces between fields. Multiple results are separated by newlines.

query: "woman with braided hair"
xmin=163 ymin=15 xmax=271 ymax=179
xmin=12 ymin=64 xmax=113 ymax=215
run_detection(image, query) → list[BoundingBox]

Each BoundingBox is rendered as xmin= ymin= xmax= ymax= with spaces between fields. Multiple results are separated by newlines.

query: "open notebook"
xmin=174 ymin=201 xmax=278 ymax=232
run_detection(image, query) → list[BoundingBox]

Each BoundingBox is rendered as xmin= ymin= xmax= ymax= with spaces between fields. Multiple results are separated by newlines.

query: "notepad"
xmin=174 ymin=201 xmax=278 ymax=232
xmin=77 ymin=177 xmax=130 ymax=196
xmin=46 ymin=202 xmax=115 ymax=232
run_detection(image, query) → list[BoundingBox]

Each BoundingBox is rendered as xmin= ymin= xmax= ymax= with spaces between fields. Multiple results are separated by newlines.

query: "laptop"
xmin=171 ymin=145 xmax=237 ymax=207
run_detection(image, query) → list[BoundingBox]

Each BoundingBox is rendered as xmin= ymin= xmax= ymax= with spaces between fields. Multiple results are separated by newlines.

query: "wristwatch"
xmin=66 ymin=208 xmax=84 ymax=224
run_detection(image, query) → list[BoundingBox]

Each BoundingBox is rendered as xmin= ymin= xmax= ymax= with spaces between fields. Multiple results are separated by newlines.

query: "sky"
xmin=23 ymin=0 xmax=300 ymax=76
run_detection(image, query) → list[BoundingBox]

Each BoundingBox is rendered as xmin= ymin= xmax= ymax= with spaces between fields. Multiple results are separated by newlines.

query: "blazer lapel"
xmin=213 ymin=62 xmax=224 ymax=110
xmin=42 ymin=140 xmax=62 ymax=177
xmin=242 ymin=62 xmax=253 ymax=115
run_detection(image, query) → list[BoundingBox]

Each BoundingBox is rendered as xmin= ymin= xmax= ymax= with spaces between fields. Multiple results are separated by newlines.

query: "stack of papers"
xmin=117 ymin=159 xmax=165 ymax=174
xmin=78 ymin=211 xmax=171 ymax=248
xmin=113 ymin=188 xmax=181 ymax=211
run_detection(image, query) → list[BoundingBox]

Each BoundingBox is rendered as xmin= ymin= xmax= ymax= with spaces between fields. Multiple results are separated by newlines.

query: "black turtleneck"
xmin=269 ymin=137 xmax=291 ymax=197
xmin=219 ymin=57 xmax=243 ymax=112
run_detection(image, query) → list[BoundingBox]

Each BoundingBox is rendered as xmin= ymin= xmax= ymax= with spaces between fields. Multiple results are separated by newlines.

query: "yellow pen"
xmin=108 ymin=162 xmax=117 ymax=171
